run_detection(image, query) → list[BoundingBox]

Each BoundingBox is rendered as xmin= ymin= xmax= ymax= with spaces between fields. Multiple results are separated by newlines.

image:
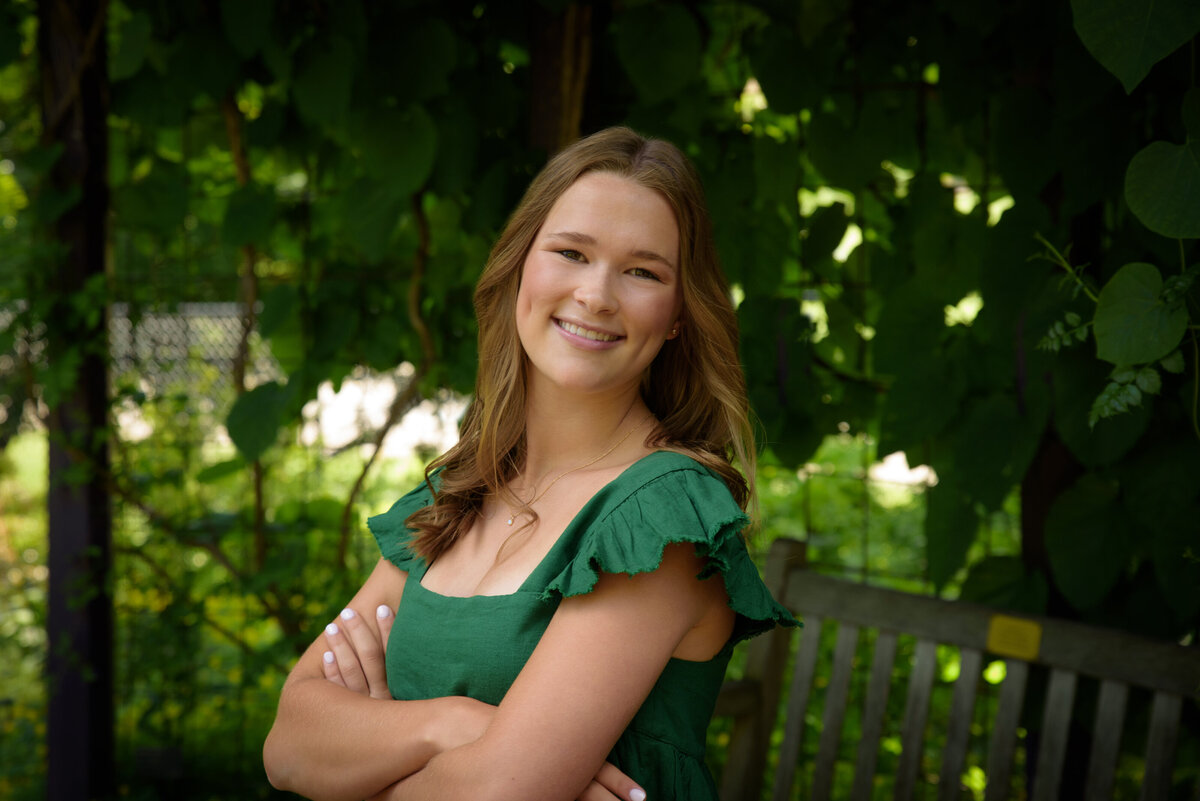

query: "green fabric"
xmin=367 ymin=450 xmax=798 ymax=799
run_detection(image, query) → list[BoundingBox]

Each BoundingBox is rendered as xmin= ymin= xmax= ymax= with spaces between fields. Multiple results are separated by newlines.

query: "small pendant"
xmin=506 ymin=517 xmax=514 ymax=525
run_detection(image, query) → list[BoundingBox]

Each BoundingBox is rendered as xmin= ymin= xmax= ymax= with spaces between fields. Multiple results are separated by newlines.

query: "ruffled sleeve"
xmin=542 ymin=458 xmax=799 ymax=645
xmin=366 ymin=480 xmax=435 ymax=573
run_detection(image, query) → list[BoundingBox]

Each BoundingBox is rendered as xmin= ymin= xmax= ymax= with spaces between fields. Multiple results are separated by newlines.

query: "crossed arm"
xmin=264 ymin=542 xmax=724 ymax=801
xmin=263 ymin=558 xmax=486 ymax=800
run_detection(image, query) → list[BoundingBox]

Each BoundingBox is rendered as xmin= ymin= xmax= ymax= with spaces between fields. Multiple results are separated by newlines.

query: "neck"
xmin=521 ymin=383 xmax=647 ymax=480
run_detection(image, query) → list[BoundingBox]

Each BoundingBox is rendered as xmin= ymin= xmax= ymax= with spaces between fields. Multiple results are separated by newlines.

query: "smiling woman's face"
xmin=515 ymin=171 xmax=683 ymax=402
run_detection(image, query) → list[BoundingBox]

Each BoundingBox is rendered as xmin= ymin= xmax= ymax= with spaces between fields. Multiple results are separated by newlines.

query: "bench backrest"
xmin=717 ymin=538 xmax=1200 ymax=801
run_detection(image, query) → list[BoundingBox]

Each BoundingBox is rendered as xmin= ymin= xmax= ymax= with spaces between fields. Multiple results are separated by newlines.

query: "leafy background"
xmin=1 ymin=0 xmax=1198 ymax=797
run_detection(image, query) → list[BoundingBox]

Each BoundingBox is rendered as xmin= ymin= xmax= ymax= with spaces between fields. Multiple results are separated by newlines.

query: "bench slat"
xmin=1084 ymin=679 xmax=1128 ymax=801
xmin=894 ymin=638 xmax=937 ymax=801
xmin=1031 ymin=668 xmax=1077 ymax=801
xmin=720 ymin=538 xmax=807 ymax=801
xmin=771 ymin=615 xmax=823 ymax=801
xmin=850 ymin=630 xmax=898 ymax=801
xmin=1141 ymin=691 xmax=1183 ymax=801
xmin=717 ymin=540 xmax=1200 ymax=801
xmin=782 ymin=569 xmax=1200 ymax=696
xmin=984 ymin=659 xmax=1029 ymax=801
xmin=938 ymin=647 xmax=983 ymax=801
xmin=811 ymin=623 xmax=860 ymax=801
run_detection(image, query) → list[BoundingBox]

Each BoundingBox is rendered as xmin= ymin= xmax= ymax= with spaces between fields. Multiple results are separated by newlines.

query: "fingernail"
xmin=340 ymin=608 xmax=355 ymax=621
xmin=376 ymin=604 xmax=391 ymax=619
xmin=325 ymin=622 xmax=339 ymax=636
xmin=630 ymin=789 xmax=646 ymax=801
xmin=323 ymin=651 xmax=334 ymax=664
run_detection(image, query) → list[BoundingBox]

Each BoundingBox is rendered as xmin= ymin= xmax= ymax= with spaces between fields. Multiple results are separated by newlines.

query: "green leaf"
xmin=222 ymin=183 xmax=276 ymax=247
xmin=336 ymin=177 xmax=408 ymax=262
xmin=959 ymin=556 xmax=1049 ymax=615
xmin=381 ymin=18 xmax=458 ymax=104
xmin=1093 ymin=262 xmax=1188 ymax=365
xmin=196 ymin=457 xmax=246 ymax=484
xmin=747 ymin=27 xmax=827 ymax=115
xmin=878 ymin=363 xmax=966 ymax=457
xmin=1152 ymin=516 xmax=1200 ymax=620
xmin=1110 ymin=365 xmax=1137 ymax=384
xmin=226 ymin=381 xmax=292 ymax=462
xmin=1160 ymin=350 xmax=1185 ymax=373
xmin=0 ymin=6 xmax=20 ymax=70
xmin=808 ymin=111 xmax=886 ymax=190
xmin=109 ymin=11 xmax=152 ymax=82
xmin=753 ymin=136 xmax=801 ymax=216
xmin=220 ymin=0 xmax=273 ymax=58
xmin=165 ymin=30 xmax=240 ymax=101
xmin=614 ymin=5 xmax=701 ymax=104
xmin=1045 ymin=475 xmax=1129 ymax=610
xmin=1119 ymin=437 xmax=1200 ymax=530
xmin=925 ymin=482 xmax=979 ymax=591
xmin=259 ymin=284 xmax=300 ymax=339
xmin=28 ymin=183 xmax=81 ymax=223
xmin=355 ymin=105 xmax=437 ymax=196
xmin=293 ymin=35 xmax=355 ymax=132
xmin=949 ymin=395 xmax=1028 ymax=512
xmin=1125 ymin=141 xmax=1200 ymax=238
xmin=1070 ymin=0 xmax=1200 ymax=93
xmin=1055 ymin=353 xmax=1151 ymax=466
xmin=1134 ymin=366 xmax=1161 ymax=394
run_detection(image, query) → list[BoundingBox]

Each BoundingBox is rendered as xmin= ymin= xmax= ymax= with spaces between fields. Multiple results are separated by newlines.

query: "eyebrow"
xmin=546 ymin=230 xmax=677 ymax=271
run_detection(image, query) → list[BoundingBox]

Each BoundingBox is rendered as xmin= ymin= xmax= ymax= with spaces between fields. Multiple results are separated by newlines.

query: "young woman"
xmin=263 ymin=127 xmax=796 ymax=801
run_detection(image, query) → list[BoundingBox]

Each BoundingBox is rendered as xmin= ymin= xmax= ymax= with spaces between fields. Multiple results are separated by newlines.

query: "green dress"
xmin=368 ymin=450 xmax=798 ymax=800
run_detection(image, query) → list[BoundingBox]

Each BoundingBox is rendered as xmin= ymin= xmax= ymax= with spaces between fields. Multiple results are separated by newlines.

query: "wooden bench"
xmin=715 ymin=538 xmax=1200 ymax=801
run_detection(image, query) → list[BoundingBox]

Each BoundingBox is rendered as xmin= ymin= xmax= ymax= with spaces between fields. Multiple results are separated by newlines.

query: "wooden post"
xmin=528 ymin=2 xmax=593 ymax=155
xmin=38 ymin=0 xmax=114 ymax=799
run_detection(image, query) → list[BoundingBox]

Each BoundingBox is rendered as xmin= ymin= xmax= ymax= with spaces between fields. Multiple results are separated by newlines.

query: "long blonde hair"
xmin=407 ymin=126 xmax=755 ymax=561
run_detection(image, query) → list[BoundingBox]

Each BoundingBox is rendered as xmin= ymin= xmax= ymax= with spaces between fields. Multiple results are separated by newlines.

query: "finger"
xmin=375 ymin=604 xmax=394 ymax=652
xmin=324 ymin=619 xmax=368 ymax=694
xmin=592 ymin=763 xmax=646 ymax=801
xmin=338 ymin=607 xmax=389 ymax=699
xmin=320 ymin=650 xmax=346 ymax=687
xmin=576 ymin=780 xmax=620 ymax=801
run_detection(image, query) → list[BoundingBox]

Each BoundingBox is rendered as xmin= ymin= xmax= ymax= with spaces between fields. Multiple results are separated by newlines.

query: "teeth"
xmin=558 ymin=320 xmax=619 ymax=342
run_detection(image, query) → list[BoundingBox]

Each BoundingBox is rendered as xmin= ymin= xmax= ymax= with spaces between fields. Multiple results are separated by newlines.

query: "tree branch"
xmin=44 ymin=0 xmax=109 ymax=134
xmin=336 ymin=192 xmax=438 ymax=565
xmin=221 ymin=91 xmax=268 ymax=571
xmin=114 ymin=545 xmax=290 ymax=674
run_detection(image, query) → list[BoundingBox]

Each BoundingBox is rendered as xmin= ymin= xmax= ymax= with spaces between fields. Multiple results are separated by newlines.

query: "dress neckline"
xmin=414 ymin=450 xmax=701 ymax=600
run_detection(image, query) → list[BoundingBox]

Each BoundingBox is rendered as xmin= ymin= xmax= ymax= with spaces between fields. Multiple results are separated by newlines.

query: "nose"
xmin=573 ymin=266 xmax=618 ymax=314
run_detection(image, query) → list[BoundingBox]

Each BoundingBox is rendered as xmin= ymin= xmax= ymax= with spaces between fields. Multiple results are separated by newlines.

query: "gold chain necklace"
xmin=503 ymin=410 xmax=650 ymax=526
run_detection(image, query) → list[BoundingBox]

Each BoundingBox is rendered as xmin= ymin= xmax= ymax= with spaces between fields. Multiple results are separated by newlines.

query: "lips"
xmin=555 ymin=319 xmax=622 ymax=342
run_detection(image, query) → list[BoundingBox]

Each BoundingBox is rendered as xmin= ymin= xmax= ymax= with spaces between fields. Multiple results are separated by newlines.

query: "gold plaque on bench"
xmin=986 ymin=614 xmax=1042 ymax=661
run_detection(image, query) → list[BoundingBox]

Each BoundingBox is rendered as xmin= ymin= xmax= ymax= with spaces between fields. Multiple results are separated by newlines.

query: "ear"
xmin=666 ymin=321 xmax=682 ymax=340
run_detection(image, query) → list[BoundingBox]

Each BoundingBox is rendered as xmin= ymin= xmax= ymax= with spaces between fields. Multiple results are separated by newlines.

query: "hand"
xmin=364 ymin=759 xmax=644 ymax=801
xmin=320 ymin=603 xmax=395 ymax=700
xmin=577 ymin=762 xmax=646 ymax=801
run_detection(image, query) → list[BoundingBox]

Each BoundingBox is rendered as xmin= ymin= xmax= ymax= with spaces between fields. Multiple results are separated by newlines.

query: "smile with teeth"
xmin=556 ymin=319 xmax=621 ymax=342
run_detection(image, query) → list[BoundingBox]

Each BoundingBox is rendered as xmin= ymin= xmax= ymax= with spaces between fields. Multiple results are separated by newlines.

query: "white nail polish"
xmin=323 ymin=651 xmax=334 ymax=664
xmin=340 ymin=608 xmax=355 ymax=621
xmin=630 ymin=789 xmax=646 ymax=801
xmin=325 ymin=622 xmax=339 ymax=636
xmin=376 ymin=604 xmax=391 ymax=619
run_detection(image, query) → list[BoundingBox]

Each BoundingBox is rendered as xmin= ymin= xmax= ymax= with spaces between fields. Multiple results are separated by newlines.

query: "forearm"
xmin=263 ymin=676 xmax=456 ymax=801
xmin=381 ymin=740 xmax=590 ymax=801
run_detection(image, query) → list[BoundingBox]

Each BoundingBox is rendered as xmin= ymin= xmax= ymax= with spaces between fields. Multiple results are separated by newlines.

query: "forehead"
xmin=541 ymin=172 xmax=679 ymax=263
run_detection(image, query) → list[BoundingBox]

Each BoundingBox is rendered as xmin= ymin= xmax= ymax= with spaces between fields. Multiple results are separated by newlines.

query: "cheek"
xmin=515 ymin=259 xmax=554 ymax=343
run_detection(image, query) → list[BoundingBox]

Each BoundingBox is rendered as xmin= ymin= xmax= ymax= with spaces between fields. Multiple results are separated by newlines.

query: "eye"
xmin=557 ymin=249 xmax=585 ymax=262
xmin=629 ymin=266 xmax=662 ymax=282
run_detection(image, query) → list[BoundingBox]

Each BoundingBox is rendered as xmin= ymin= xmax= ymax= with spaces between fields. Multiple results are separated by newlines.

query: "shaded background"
xmin=1 ymin=0 xmax=1198 ymax=798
